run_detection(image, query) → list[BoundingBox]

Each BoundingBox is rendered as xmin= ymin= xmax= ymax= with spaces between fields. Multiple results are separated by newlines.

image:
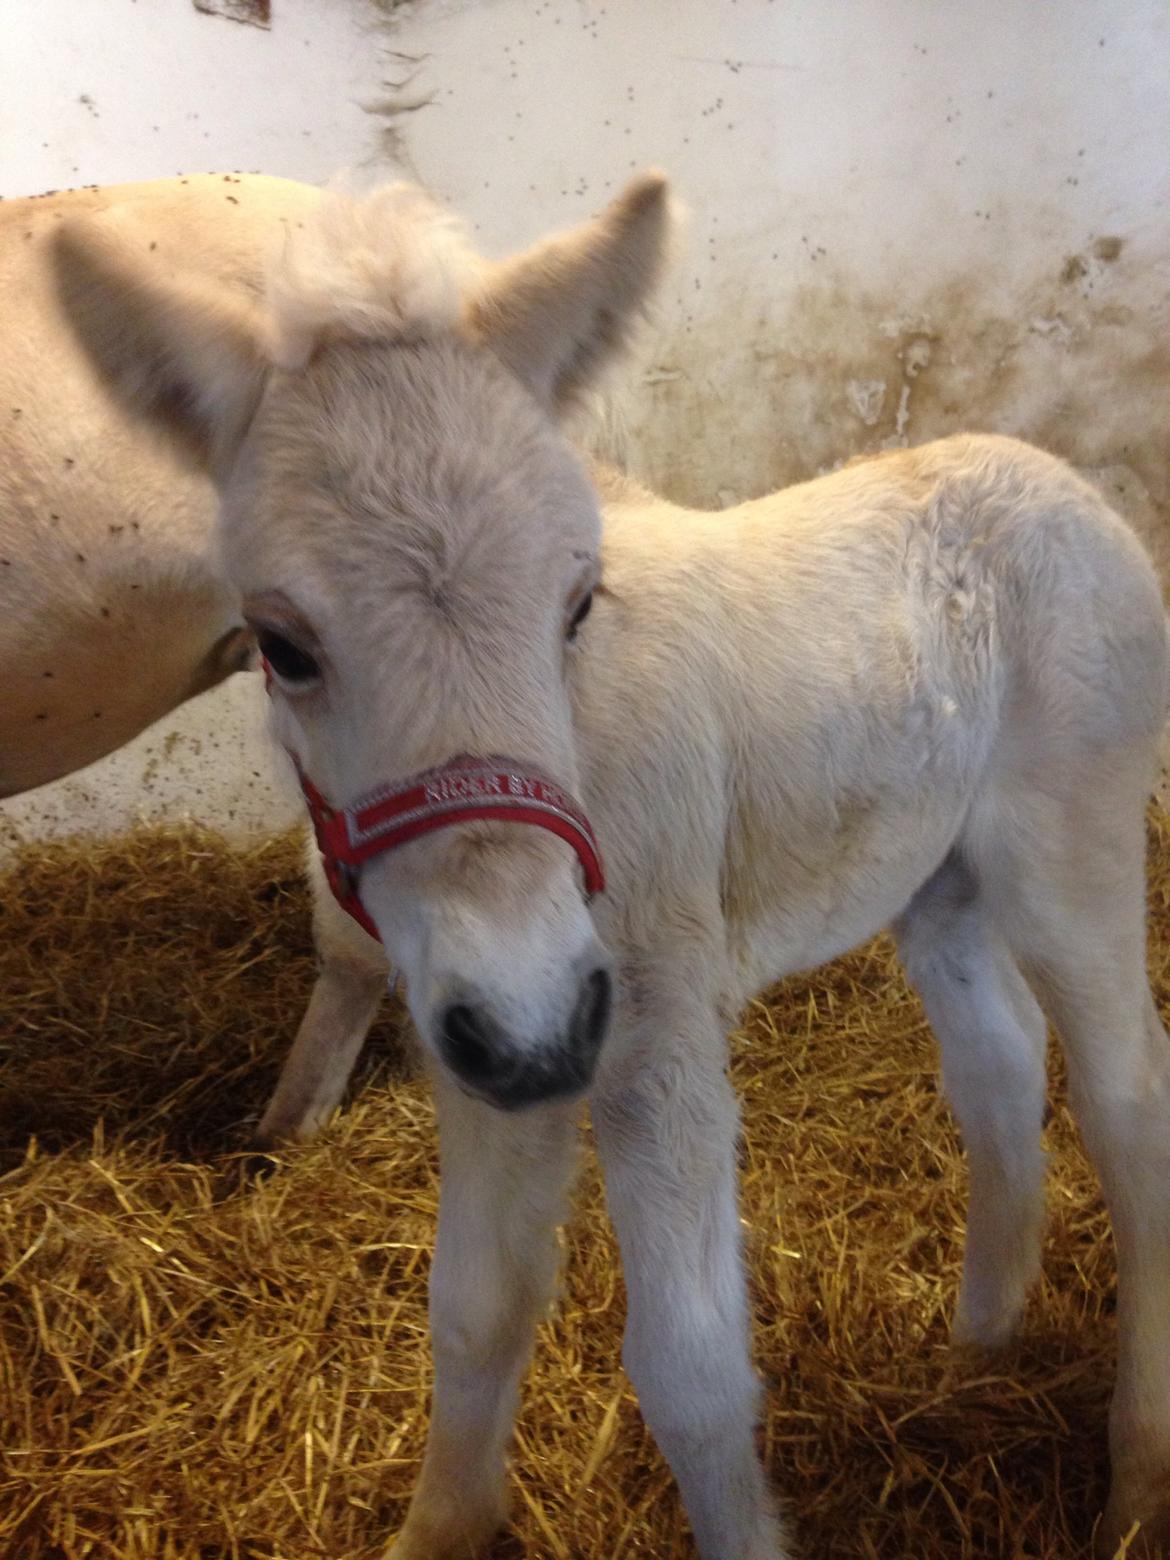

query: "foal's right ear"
xmin=470 ymin=172 xmax=674 ymax=414
xmin=52 ymin=220 xmax=270 ymax=478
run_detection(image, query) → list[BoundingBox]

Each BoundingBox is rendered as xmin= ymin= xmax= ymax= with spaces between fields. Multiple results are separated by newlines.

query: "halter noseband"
xmin=262 ymin=665 xmax=605 ymax=942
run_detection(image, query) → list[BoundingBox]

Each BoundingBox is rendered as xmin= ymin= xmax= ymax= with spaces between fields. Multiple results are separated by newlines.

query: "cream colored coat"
xmin=0 ymin=176 xmax=325 ymax=793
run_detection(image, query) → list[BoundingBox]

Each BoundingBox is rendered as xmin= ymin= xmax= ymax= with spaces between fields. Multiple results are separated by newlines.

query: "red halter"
xmin=262 ymin=666 xmax=605 ymax=942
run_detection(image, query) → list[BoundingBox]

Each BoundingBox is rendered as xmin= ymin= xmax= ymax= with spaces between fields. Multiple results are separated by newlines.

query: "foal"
xmin=55 ymin=174 xmax=1170 ymax=1557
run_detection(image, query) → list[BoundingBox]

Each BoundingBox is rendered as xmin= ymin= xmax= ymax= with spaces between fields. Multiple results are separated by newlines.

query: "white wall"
xmin=0 ymin=0 xmax=380 ymax=194
xmin=3 ymin=0 xmax=1168 ymax=851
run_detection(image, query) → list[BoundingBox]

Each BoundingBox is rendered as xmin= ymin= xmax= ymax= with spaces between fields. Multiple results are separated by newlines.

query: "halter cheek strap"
xmin=262 ymin=662 xmax=605 ymax=942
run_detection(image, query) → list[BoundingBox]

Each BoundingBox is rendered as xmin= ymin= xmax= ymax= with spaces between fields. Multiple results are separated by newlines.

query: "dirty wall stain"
xmin=621 ymin=234 xmax=1170 ymax=584
xmin=192 ymin=0 xmax=271 ymax=28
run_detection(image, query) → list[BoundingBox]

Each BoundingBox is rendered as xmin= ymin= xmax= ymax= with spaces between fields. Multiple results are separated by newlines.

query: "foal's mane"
xmin=266 ymin=183 xmax=480 ymax=370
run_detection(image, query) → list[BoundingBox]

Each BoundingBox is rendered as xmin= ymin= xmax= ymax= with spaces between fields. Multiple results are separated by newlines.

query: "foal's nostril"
xmin=440 ymin=1003 xmax=500 ymax=1082
xmin=572 ymin=967 xmax=613 ymax=1054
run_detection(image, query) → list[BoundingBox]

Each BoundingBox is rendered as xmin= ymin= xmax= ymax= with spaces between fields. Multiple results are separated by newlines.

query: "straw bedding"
xmin=2 ymin=815 xmax=1167 ymax=1558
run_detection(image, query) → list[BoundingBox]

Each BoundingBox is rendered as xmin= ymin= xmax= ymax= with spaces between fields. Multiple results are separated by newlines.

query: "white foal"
xmin=54 ymin=173 xmax=1170 ymax=1558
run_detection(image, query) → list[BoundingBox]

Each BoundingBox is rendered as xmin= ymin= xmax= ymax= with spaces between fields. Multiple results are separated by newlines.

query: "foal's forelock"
xmin=265 ymin=182 xmax=480 ymax=371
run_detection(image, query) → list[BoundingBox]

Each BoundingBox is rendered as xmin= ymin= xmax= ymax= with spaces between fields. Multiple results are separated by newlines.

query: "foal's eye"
xmin=567 ymin=591 xmax=594 ymax=642
xmin=257 ymin=629 xmax=320 ymax=686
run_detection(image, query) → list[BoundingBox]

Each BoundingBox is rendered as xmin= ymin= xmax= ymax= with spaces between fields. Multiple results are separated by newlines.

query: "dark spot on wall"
xmin=1060 ymin=254 xmax=1087 ymax=284
xmin=1093 ymin=235 xmax=1124 ymax=262
xmin=192 ymin=0 xmax=270 ymax=27
xmin=75 ymin=553 xmax=86 ymax=564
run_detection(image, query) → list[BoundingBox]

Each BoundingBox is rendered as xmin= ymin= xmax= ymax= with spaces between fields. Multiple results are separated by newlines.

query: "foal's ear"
xmin=52 ymin=221 xmax=270 ymax=477
xmin=470 ymin=171 xmax=673 ymax=412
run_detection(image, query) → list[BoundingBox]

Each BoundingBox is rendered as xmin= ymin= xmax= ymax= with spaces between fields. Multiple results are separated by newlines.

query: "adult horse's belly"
xmin=0 ymin=347 xmax=236 ymax=795
xmin=0 ymin=579 xmax=250 ymax=798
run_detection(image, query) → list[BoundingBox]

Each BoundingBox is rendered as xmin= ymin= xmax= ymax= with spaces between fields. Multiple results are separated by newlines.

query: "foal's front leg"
xmin=593 ymin=997 xmax=790 ymax=1560
xmin=392 ymin=1072 xmax=581 ymax=1559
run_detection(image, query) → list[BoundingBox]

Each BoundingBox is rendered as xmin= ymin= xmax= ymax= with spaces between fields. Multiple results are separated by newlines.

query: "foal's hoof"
xmin=388 ymin=1522 xmax=501 ymax=1560
xmin=951 ymin=1285 xmax=1028 ymax=1352
xmin=388 ymin=1493 xmax=508 ymax=1559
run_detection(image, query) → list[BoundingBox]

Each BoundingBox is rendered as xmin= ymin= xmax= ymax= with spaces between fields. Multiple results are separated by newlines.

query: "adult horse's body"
xmin=51 ymin=173 xmax=1170 ymax=1558
xmin=0 ymin=175 xmax=324 ymax=795
xmin=0 ymin=175 xmax=369 ymax=1141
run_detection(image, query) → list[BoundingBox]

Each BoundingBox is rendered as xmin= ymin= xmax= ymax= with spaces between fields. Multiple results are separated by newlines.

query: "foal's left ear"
xmin=470 ymin=171 xmax=673 ymax=413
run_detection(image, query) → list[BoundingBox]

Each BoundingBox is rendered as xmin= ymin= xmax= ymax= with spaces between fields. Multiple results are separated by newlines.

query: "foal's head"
xmin=56 ymin=174 xmax=671 ymax=1107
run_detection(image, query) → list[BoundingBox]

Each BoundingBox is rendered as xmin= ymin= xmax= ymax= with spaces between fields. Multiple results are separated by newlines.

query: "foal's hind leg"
xmin=256 ymin=845 xmax=388 ymax=1145
xmin=968 ymin=761 xmax=1170 ymax=1554
xmin=895 ymin=853 xmax=1048 ymax=1348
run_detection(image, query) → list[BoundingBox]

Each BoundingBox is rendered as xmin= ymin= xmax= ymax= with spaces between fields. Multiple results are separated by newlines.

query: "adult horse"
xmin=49 ymin=172 xmax=1170 ymax=1557
xmin=1 ymin=174 xmax=381 ymax=1138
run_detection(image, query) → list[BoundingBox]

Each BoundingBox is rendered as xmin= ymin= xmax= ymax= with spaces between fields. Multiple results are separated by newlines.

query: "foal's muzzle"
xmin=439 ymin=964 xmax=613 ymax=1110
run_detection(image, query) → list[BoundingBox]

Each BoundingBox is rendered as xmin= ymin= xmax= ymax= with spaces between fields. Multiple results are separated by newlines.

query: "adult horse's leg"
xmin=593 ymin=972 xmax=789 ymax=1560
xmin=968 ymin=754 xmax=1170 ymax=1557
xmin=392 ymin=1073 xmax=581 ymax=1559
xmin=257 ymin=846 xmax=387 ymax=1144
xmin=895 ymin=853 xmax=1048 ymax=1347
